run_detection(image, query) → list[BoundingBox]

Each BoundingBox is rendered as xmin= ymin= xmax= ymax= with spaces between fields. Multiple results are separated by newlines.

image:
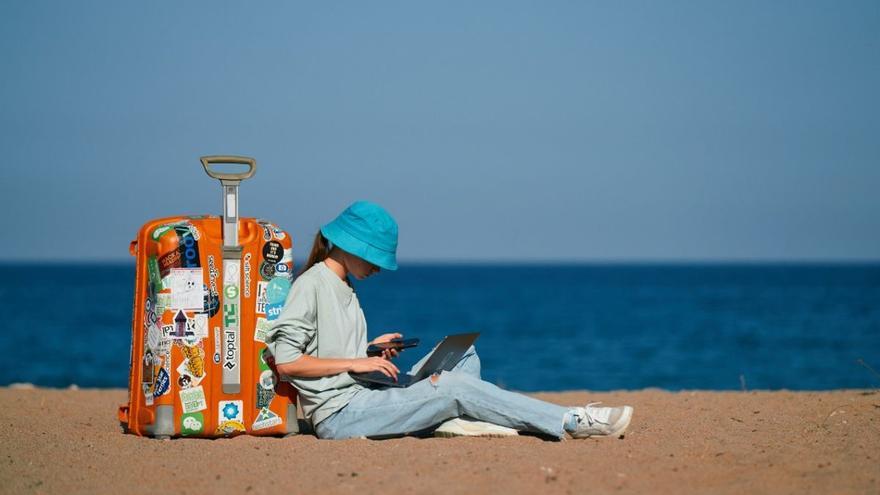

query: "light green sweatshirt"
xmin=264 ymin=262 xmax=366 ymax=426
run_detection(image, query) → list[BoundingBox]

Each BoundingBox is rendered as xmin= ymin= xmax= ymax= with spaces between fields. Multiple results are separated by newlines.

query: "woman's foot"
xmin=567 ymin=403 xmax=633 ymax=439
xmin=434 ymin=416 xmax=519 ymax=438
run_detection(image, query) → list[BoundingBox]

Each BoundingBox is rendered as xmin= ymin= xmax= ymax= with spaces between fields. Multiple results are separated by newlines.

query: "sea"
xmin=1 ymin=263 xmax=878 ymax=392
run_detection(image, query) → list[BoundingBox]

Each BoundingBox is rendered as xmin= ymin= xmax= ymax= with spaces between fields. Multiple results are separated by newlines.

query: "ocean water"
xmin=1 ymin=263 xmax=878 ymax=391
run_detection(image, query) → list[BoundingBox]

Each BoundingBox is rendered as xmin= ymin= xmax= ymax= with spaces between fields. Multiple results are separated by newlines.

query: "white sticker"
xmin=252 ymin=407 xmax=282 ymax=431
xmin=147 ymin=322 xmax=161 ymax=351
xmin=223 ymin=261 xmax=240 ymax=285
xmin=213 ymin=326 xmax=221 ymax=364
xmin=193 ymin=313 xmax=209 ymax=339
xmin=177 ymin=358 xmax=205 ymax=388
xmin=254 ymin=317 xmax=272 ymax=344
xmin=180 ymin=385 xmax=207 ymax=414
xmin=168 ymin=268 xmax=206 ymax=310
xmin=280 ymin=248 xmax=293 ymax=264
xmin=218 ymin=400 xmax=244 ymax=423
xmin=255 ymin=281 xmax=269 ymax=314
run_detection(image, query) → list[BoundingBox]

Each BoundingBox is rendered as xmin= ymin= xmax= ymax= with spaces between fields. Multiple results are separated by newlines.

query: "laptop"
xmin=352 ymin=332 xmax=480 ymax=388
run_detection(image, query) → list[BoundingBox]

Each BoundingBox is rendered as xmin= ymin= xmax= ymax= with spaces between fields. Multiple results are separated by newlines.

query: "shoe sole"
xmin=602 ymin=406 xmax=633 ymax=438
xmin=434 ymin=430 xmax=518 ymax=438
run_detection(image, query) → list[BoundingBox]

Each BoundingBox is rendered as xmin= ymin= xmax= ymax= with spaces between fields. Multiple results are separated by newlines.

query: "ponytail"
xmin=298 ymin=230 xmax=353 ymax=288
xmin=300 ymin=231 xmax=331 ymax=276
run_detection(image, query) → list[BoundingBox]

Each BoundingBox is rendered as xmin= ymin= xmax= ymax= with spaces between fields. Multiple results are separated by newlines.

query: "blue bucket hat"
xmin=320 ymin=201 xmax=399 ymax=271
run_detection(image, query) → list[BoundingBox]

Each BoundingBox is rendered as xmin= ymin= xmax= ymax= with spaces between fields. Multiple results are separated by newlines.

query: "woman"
xmin=265 ymin=201 xmax=633 ymax=440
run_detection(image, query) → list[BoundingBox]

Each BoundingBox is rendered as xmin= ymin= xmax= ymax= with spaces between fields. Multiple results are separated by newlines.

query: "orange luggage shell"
xmin=120 ymin=215 xmax=299 ymax=438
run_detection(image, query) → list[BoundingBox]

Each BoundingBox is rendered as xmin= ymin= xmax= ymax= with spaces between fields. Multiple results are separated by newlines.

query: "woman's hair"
xmin=299 ymin=231 xmax=353 ymax=287
xmin=300 ymin=231 xmax=331 ymax=276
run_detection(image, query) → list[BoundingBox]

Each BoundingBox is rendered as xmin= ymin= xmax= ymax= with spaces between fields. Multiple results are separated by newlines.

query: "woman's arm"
xmin=276 ymin=354 xmax=400 ymax=380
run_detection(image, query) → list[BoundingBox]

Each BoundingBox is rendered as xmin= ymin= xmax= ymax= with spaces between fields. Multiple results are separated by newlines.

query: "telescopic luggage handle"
xmin=200 ymin=155 xmax=257 ymax=181
xmin=200 ymin=155 xmax=256 ymax=395
xmin=200 ymin=155 xmax=257 ymax=250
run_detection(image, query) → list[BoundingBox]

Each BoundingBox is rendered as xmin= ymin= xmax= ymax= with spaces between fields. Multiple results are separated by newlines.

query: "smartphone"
xmin=367 ymin=338 xmax=420 ymax=356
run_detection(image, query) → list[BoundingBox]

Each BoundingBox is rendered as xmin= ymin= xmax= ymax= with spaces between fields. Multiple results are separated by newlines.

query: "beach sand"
xmin=0 ymin=388 xmax=877 ymax=494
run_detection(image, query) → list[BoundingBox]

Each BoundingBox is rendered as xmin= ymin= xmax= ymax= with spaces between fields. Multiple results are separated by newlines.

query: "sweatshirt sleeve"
xmin=264 ymin=276 xmax=317 ymax=365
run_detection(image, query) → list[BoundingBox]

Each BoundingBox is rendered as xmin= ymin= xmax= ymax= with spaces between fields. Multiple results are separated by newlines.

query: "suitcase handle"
xmin=199 ymin=156 xmax=257 ymax=181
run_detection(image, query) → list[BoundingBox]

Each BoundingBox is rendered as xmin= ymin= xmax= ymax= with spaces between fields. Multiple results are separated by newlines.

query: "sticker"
xmin=180 ymin=385 xmax=207 ymax=413
xmin=253 ymin=317 xmax=272 ymax=343
xmin=207 ymin=254 xmax=219 ymax=294
xmin=274 ymin=262 xmax=289 ymax=275
xmin=147 ymin=256 xmax=163 ymax=293
xmin=192 ymin=313 xmax=209 ymax=339
xmin=259 ymin=369 xmax=275 ymax=390
xmin=223 ymin=262 xmax=239 ymax=285
xmin=257 ymin=388 xmax=275 ymax=408
xmin=181 ymin=411 xmax=204 ymax=436
xmin=252 ymin=407 xmax=282 ymax=431
xmin=216 ymin=400 xmax=246 ymax=435
xmin=259 ymin=261 xmax=275 ymax=280
xmin=153 ymin=368 xmax=170 ymax=397
xmin=147 ymin=322 xmax=161 ymax=351
xmin=223 ymin=311 xmax=238 ymax=371
xmin=262 ymin=241 xmax=283 ymax=264
xmin=271 ymin=226 xmax=286 ymax=240
xmin=261 ymin=224 xmax=272 ymax=241
xmin=188 ymin=224 xmax=201 ymax=241
xmin=180 ymin=344 xmax=206 ymax=379
xmin=151 ymin=225 xmax=174 ymax=241
xmin=255 ymin=281 xmax=269 ymax=314
xmin=213 ymin=326 xmax=221 ymax=364
xmin=243 ymin=254 xmax=252 ymax=298
xmin=265 ymin=302 xmax=283 ymax=321
xmin=172 ymin=310 xmax=188 ymax=338
xmin=175 ymin=225 xmax=201 ymax=268
xmin=158 ymin=249 xmax=182 ymax=277
xmin=258 ymin=350 xmax=271 ymax=371
xmin=204 ymin=285 xmax=219 ymax=318
xmin=265 ymin=277 xmax=291 ymax=305
xmin=142 ymin=384 xmax=154 ymax=406
xmin=143 ymin=349 xmax=158 ymax=381
xmin=155 ymin=293 xmax=171 ymax=315
xmin=280 ymin=248 xmax=293 ymax=264
xmin=224 ymin=284 xmax=239 ymax=299
xmin=167 ymin=268 xmax=206 ymax=310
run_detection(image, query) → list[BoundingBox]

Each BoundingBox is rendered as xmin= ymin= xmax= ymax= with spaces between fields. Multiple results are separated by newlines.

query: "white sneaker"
xmin=568 ymin=403 xmax=633 ymax=439
xmin=434 ymin=416 xmax=519 ymax=438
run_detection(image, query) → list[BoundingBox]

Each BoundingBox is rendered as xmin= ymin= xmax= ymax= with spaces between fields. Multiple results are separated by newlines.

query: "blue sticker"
xmin=154 ymin=368 xmax=170 ymax=397
xmin=222 ymin=402 xmax=240 ymax=420
xmin=274 ymin=263 xmax=289 ymax=274
xmin=265 ymin=277 xmax=291 ymax=305
xmin=265 ymin=302 xmax=284 ymax=321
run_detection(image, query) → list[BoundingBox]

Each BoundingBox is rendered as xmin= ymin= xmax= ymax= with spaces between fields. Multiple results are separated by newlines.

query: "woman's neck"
xmin=323 ymin=252 xmax=348 ymax=281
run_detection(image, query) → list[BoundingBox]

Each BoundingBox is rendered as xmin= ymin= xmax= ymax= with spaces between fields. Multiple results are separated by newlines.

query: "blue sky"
xmin=1 ymin=1 xmax=878 ymax=261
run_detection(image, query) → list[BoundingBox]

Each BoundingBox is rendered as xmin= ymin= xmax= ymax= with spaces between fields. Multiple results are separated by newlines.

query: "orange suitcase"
xmin=119 ymin=156 xmax=299 ymax=438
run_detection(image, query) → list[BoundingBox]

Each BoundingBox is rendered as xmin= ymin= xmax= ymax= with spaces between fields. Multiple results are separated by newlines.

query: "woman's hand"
xmin=369 ymin=332 xmax=403 ymax=360
xmin=349 ymin=357 xmax=400 ymax=381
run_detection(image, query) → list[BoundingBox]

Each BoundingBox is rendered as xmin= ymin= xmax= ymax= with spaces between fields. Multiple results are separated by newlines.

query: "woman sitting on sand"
xmin=265 ymin=201 xmax=633 ymax=440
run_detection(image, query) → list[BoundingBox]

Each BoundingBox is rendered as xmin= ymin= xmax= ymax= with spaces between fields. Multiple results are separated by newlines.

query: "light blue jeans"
xmin=315 ymin=346 xmax=570 ymax=440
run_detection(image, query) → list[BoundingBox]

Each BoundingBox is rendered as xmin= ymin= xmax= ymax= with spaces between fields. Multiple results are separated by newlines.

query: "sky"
xmin=1 ymin=0 xmax=878 ymax=262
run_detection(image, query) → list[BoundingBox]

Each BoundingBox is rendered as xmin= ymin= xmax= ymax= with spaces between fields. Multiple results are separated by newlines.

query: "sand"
xmin=0 ymin=388 xmax=877 ymax=494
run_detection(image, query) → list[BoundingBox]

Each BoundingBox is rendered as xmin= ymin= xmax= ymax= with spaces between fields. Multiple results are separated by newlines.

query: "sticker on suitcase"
xmin=176 ymin=342 xmax=206 ymax=389
xmin=217 ymin=400 xmax=246 ymax=435
xmin=180 ymin=385 xmax=207 ymax=414
xmin=181 ymin=412 xmax=205 ymax=436
xmin=255 ymin=281 xmax=269 ymax=314
xmin=253 ymin=317 xmax=272 ymax=343
xmin=165 ymin=268 xmax=206 ymax=311
xmin=252 ymin=407 xmax=282 ymax=431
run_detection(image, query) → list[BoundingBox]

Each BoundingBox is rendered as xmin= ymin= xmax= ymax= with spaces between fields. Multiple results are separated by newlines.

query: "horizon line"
xmin=1 ymin=258 xmax=879 ymax=266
